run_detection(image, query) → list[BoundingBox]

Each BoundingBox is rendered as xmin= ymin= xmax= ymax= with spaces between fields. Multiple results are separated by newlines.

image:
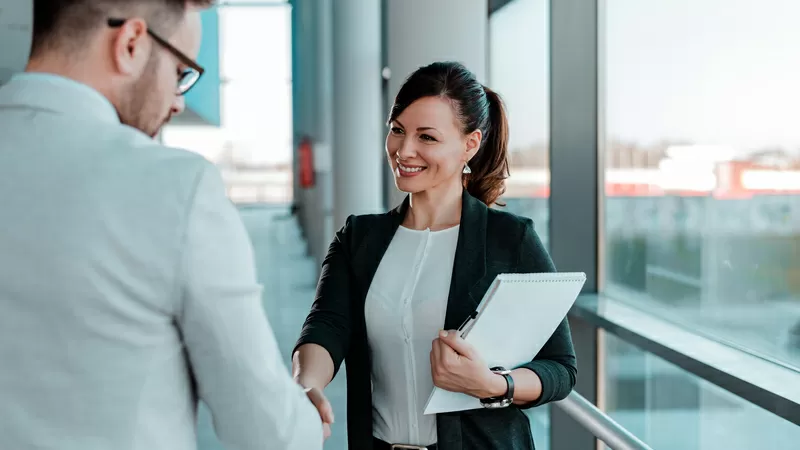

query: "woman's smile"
xmin=397 ymin=161 xmax=428 ymax=177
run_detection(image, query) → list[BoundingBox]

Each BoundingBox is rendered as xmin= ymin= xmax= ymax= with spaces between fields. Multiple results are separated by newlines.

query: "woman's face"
xmin=386 ymin=96 xmax=481 ymax=195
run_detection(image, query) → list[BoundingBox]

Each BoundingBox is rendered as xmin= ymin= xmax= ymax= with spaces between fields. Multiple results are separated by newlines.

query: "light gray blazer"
xmin=0 ymin=74 xmax=322 ymax=450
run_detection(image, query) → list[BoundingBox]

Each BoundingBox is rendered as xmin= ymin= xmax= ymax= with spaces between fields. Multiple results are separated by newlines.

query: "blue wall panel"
xmin=184 ymin=7 xmax=221 ymax=126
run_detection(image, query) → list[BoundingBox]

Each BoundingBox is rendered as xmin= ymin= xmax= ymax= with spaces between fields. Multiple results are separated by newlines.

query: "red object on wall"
xmin=299 ymin=137 xmax=315 ymax=188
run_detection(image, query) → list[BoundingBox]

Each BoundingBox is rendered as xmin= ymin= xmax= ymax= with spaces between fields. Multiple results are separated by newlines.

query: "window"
xmin=489 ymin=0 xmax=550 ymax=249
xmin=490 ymin=1 xmax=551 ymax=447
xmin=603 ymin=332 xmax=800 ymax=449
xmin=216 ymin=0 xmax=288 ymax=4
xmin=603 ymin=0 xmax=800 ymax=369
xmin=163 ymin=3 xmax=293 ymax=205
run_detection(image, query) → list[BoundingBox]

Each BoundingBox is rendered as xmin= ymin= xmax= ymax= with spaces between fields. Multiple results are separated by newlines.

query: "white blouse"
xmin=365 ymin=225 xmax=460 ymax=446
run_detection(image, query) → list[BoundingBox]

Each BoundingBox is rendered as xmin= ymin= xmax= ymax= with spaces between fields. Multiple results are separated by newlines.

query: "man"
xmin=0 ymin=1 xmax=325 ymax=449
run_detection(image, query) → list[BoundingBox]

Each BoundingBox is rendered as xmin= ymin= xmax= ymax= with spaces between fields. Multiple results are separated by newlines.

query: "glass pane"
xmin=603 ymin=0 xmax=800 ymax=369
xmin=490 ymin=0 xmax=550 ymax=249
xmin=219 ymin=6 xmax=292 ymax=83
xmin=490 ymin=3 xmax=551 ymax=445
xmin=527 ymin=403 xmax=550 ymax=450
xmin=217 ymin=0 xmax=288 ymax=4
xmin=603 ymin=332 xmax=800 ymax=449
xmin=163 ymin=5 xmax=293 ymax=205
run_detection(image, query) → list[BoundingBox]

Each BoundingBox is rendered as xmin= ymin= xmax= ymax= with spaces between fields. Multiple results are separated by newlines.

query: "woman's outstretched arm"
xmin=293 ymin=215 xmax=356 ymax=381
xmin=292 ymin=216 xmax=357 ymax=430
xmin=292 ymin=343 xmax=335 ymax=390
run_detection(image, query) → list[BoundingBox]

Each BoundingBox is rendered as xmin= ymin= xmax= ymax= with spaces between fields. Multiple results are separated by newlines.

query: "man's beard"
xmin=118 ymin=55 xmax=168 ymax=138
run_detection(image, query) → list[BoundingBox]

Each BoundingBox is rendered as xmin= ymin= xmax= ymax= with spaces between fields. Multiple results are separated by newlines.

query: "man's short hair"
xmin=31 ymin=0 xmax=214 ymax=57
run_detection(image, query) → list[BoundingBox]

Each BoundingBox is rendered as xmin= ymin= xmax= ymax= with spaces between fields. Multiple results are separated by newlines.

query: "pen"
xmin=456 ymin=311 xmax=478 ymax=338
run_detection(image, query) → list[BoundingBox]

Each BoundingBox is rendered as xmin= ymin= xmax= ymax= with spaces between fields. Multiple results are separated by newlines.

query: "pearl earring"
xmin=463 ymin=164 xmax=472 ymax=174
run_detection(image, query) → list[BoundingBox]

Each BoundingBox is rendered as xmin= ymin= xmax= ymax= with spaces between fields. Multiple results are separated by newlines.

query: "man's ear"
xmin=110 ymin=18 xmax=151 ymax=76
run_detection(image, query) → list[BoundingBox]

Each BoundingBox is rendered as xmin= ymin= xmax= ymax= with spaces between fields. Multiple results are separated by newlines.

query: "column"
xmin=311 ymin=0 xmax=335 ymax=264
xmin=548 ymin=0 xmax=601 ymax=449
xmin=289 ymin=0 xmax=302 ymax=213
xmin=298 ymin=0 xmax=335 ymax=266
xmin=332 ymin=0 xmax=384 ymax=229
xmin=290 ymin=0 xmax=318 ymax=242
xmin=384 ymin=0 xmax=489 ymax=207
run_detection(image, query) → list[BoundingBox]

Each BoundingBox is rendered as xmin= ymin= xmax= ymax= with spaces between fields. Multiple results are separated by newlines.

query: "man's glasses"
xmin=107 ymin=18 xmax=205 ymax=95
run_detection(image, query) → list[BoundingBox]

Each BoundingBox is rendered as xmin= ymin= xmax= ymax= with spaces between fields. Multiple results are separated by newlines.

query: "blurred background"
xmin=157 ymin=1 xmax=800 ymax=449
xmin=4 ymin=0 xmax=796 ymax=448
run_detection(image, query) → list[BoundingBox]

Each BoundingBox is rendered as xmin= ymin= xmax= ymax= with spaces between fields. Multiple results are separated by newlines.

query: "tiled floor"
xmin=197 ymin=205 xmax=348 ymax=449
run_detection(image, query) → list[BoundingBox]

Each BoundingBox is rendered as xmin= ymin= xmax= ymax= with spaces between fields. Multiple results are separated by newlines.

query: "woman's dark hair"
xmin=388 ymin=61 xmax=510 ymax=206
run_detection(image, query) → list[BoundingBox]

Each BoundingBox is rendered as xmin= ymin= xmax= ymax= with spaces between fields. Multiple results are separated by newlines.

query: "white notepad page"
xmin=423 ymin=272 xmax=586 ymax=415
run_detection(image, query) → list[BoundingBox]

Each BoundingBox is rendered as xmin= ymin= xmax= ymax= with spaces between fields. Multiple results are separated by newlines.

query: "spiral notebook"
xmin=423 ymin=272 xmax=586 ymax=415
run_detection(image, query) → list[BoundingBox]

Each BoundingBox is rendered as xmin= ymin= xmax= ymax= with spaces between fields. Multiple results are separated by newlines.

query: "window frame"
xmin=487 ymin=0 xmax=800 ymax=448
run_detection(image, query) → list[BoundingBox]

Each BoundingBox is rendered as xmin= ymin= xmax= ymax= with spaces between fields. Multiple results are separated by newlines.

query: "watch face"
xmin=481 ymin=398 xmax=513 ymax=409
xmin=490 ymin=366 xmax=512 ymax=375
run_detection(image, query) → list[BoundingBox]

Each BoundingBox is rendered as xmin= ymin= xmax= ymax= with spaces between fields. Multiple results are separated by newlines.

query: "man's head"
xmin=28 ymin=0 xmax=213 ymax=137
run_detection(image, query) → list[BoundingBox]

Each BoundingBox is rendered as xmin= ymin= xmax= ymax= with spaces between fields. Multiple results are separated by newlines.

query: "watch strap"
xmin=480 ymin=366 xmax=514 ymax=408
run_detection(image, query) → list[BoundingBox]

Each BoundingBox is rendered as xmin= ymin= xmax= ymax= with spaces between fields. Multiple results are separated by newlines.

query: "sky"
xmin=490 ymin=0 xmax=800 ymax=156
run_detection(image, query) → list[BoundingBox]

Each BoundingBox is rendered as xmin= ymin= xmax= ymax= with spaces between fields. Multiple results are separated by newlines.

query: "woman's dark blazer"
xmin=294 ymin=190 xmax=577 ymax=450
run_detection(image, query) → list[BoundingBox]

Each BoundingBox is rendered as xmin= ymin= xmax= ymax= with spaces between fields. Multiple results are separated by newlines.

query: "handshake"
xmin=294 ymin=328 xmax=504 ymax=444
xmin=303 ymin=386 xmax=335 ymax=441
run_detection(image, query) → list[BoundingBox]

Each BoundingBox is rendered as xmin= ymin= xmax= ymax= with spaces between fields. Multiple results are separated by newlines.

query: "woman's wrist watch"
xmin=480 ymin=366 xmax=514 ymax=409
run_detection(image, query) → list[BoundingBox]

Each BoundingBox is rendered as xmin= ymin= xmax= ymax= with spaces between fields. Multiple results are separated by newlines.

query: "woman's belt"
xmin=372 ymin=437 xmax=438 ymax=450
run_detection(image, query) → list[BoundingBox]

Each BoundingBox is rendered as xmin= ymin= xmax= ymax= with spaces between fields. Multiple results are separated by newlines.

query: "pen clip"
xmin=456 ymin=311 xmax=478 ymax=337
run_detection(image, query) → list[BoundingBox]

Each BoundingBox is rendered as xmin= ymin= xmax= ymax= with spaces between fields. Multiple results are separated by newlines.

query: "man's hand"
xmin=304 ymin=386 xmax=334 ymax=440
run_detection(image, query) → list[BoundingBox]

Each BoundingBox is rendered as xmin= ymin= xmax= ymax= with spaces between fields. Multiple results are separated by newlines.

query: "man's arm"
xmin=175 ymin=163 xmax=322 ymax=450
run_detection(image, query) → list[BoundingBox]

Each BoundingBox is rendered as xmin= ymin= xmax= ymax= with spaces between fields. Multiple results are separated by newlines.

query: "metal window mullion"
xmin=548 ymin=0 xmax=603 ymax=449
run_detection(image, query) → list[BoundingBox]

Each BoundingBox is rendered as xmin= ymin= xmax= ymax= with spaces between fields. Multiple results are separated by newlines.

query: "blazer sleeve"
xmin=293 ymin=215 xmax=355 ymax=378
xmin=514 ymin=219 xmax=578 ymax=409
xmin=176 ymin=163 xmax=323 ymax=450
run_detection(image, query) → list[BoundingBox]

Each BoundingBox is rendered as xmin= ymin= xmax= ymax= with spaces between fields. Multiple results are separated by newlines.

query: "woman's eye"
xmin=390 ymin=127 xmax=404 ymax=135
xmin=420 ymin=134 xmax=436 ymax=142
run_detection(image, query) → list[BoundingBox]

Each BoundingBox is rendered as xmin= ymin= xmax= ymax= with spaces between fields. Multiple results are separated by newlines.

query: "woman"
xmin=292 ymin=61 xmax=577 ymax=450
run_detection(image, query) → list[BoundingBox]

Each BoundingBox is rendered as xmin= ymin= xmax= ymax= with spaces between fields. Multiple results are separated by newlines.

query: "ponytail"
xmin=464 ymin=86 xmax=510 ymax=207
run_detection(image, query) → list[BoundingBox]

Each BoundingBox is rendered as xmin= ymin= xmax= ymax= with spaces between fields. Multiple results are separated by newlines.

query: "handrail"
xmin=554 ymin=391 xmax=653 ymax=450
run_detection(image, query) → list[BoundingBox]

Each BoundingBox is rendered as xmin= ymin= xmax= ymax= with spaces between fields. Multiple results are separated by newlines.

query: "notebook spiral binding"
xmin=497 ymin=273 xmax=587 ymax=283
